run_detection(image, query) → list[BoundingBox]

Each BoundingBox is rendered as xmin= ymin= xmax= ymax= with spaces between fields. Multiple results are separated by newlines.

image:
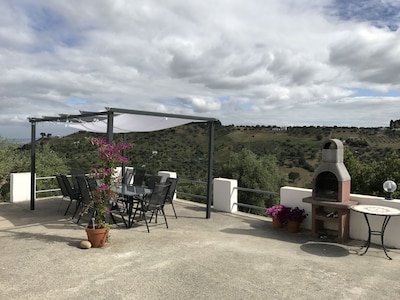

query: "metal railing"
xmin=233 ymin=187 xmax=280 ymax=213
xmin=35 ymin=176 xmax=280 ymax=214
xmin=175 ymin=178 xmax=207 ymax=201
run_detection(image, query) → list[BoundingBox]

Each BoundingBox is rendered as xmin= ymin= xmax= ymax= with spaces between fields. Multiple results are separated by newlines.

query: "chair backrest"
xmin=56 ymin=175 xmax=69 ymax=197
xmin=71 ymin=169 xmax=85 ymax=192
xmin=87 ymin=178 xmax=98 ymax=191
xmin=165 ymin=177 xmax=178 ymax=203
xmin=133 ymin=168 xmax=146 ymax=186
xmin=122 ymin=168 xmax=134 ymax=185
xmin=61 ymin=175 xmax=79 ymax=200
xmin=76 ymin=176 xmax=92 ymax=205
xmin=147 ymin=183 xmax=171 ymax=208
xmin=147 ymin=175 xmax=162 ymax=190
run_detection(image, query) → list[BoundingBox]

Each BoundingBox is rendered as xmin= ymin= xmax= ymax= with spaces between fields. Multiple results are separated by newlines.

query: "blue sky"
xmin=1 ymin=0 xmax=400 ymax=138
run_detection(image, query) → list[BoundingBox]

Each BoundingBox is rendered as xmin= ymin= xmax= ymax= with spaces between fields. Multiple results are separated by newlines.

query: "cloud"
xmin=0 ymin=0 xmax=400 ymax=138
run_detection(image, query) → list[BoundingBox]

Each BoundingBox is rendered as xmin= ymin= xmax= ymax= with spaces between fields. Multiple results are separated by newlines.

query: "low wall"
xmin=10 ymin=172 xmax=33 ymax=203
xmin=280 ymin=186 xmax=400 ymax=248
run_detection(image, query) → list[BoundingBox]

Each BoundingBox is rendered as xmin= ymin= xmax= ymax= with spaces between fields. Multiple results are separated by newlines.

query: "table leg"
xmin=360 ymin=213 xmax=392 ymax=260
xmin=381 ymin=216 xmax=392 ymax=260
xmin=127 ymin=197 xmax=133 ymax=228
xmin=360 ymin=213 xmax=371 ymax=256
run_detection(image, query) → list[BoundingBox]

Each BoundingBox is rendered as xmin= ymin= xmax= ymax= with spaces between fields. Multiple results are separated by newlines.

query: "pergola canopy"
xmin=30 ymin=107 xmax=217 ymax=133
xmin=29 ymin=107 xmax=218 ymax=218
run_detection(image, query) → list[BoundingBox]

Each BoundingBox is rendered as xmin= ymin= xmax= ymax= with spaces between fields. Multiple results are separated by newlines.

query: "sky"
xmin=1 ymin=0 xmax=400 ymax=139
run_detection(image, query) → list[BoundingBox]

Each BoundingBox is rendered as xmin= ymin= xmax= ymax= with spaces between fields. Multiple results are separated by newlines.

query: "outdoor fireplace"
xmin=312 ymin=139 xmax=351 ymax=202
xmin=303 ymin=139 xmax=357 ymax=243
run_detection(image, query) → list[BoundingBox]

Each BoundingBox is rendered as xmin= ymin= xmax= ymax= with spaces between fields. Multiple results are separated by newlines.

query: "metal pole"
xmin=206 ymin=121 xmax=215 ymax=219
xmin=30 ymin=121 xmax=36 ymax=210
xmin=106 ymin=111 xmax=114 ymax=143
xmin=122 ymin=133 xmax=126 ymax=177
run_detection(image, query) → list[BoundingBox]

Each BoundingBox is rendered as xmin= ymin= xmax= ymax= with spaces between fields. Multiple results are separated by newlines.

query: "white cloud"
xmin=0 ymin=0 xmax=399 ymax=138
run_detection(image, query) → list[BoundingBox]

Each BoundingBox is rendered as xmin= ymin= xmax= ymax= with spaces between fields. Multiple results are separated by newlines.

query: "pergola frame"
xmin=28 ymin=107 xmax=218 ymax=219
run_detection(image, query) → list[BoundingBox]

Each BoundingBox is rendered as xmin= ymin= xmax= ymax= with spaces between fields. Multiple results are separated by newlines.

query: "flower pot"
xmin=287 ymin=220 xmax=301 ymax=233
xmin=85 ymin=226 xmax=108 ymax=248
xmin=272 ymin=216 xmax=283 ymax=229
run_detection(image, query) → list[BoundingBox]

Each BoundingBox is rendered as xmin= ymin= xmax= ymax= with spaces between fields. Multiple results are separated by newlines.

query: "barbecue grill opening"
xmin=315 ymin=171 xmax=339 ymax=201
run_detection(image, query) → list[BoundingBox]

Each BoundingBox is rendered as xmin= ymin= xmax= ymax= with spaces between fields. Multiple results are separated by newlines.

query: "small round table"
xmin=351 ymin=205 xmax=400 ymax=260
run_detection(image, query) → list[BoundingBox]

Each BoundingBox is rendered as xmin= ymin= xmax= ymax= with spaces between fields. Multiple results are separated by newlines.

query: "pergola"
xmin=28 ymin=107 xmax=219 ymax=218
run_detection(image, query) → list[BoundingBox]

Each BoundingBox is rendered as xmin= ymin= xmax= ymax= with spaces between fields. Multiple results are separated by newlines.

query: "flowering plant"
xmin=265 ymin=205 xmax=289 ymax=222
xmin=87 ymin=137 xmax=130 ymax=232
xmin=286 ymin=207 xmax=308 ymax=223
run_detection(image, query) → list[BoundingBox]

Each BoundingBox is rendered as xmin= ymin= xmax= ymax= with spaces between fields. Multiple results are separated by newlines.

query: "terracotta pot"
xmin=85 ymin=226 xmax=108 ymax=248
xmin=287 ymin=220 xmax=301 ymax=233
xmin=272 ymin=216 xmax=283 ymax=229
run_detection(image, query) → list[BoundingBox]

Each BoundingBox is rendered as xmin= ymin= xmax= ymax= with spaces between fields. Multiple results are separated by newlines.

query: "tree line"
xmin=1 ymin=124 xmax=399 ymax=206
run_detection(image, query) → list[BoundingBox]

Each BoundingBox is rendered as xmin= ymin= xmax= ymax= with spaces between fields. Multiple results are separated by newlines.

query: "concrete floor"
xmin=1 ymin=197 xmax=400 ymax=300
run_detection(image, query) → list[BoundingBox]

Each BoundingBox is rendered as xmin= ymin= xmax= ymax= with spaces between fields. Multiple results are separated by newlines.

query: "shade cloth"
xmin=66 ymin=113 xmax=206 ymax=133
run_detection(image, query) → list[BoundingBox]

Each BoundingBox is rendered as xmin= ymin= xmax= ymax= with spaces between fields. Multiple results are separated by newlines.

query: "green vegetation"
xmin=0 ymin=139 xmax=68 ymax=200
xmin=1 ymin=121 xmax=400 ymax=202
xmin=217 ymin=148 xmax=286 ymax=212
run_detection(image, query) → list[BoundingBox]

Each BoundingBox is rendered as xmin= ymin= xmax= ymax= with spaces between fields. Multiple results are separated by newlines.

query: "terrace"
xmin=4 ymin=110 xmax=398 ymax=298
xmin=2 ymin=187 xmax=400 ymax=299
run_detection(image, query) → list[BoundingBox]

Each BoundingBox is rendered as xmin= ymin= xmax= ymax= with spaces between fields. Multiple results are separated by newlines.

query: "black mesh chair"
xmin=60 ymin=175 xmax=81 ymax=216
xmin=132 ymin=183 xmax=170 ymax=233
xmin=70 ymin=169 xmax=85 ymax=193
xmin=133 ymin=168 xmax=146 ymax=186
xmin=122 ymin=168 xmax=134 ymax=185
xmin=75 ymin=175 xmax=94 ymax=224
xmin=56 ymin=175 xmax=70 ymax=213
xmin=146 ymin=175 xmax=162 ymax=190
xmin=164 ymin=177 xmax=178 ymax=218
xmin=87 ymin=178 xmax=98 ymax=191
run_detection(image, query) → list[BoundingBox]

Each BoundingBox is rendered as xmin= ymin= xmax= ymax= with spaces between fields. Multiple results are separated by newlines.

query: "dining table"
xmin=113 ymin=184 xmax=152 ymax=228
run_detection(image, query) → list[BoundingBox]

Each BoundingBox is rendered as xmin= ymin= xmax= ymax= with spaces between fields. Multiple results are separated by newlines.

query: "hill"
xmin=35 ymin=124 xmax=400 ymax=189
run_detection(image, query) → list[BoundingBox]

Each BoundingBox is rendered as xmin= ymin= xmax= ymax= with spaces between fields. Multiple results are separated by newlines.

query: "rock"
xmin=80 ymin=240 xmax=92 ymax=249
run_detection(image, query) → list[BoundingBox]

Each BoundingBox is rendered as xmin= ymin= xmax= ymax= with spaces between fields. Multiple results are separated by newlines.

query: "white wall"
xmin=213 ymin=178 xmax=238 ymax=213
xmin=10 ymin=172 xmax=33 ymax=203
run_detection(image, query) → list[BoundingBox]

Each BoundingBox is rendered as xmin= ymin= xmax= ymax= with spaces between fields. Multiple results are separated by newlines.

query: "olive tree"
xmin=217 ymin=148 xmax=287 ymax=214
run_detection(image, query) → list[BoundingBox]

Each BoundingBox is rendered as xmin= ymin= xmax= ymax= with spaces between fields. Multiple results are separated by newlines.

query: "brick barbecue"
xmin=303 ymin=139 xmax=358 ymax=243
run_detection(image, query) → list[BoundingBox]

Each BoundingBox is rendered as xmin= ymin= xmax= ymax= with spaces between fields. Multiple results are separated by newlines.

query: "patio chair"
xmin=131 ymin=183 xmax=171 ymax=233
xmin=122 ymin=168 xmax=134 ymax=185
xmin=132 ymin=168 xmax=146 ymax=186
xmin=87 ymin=178 xmax=98 ymax=191
xmin=75 ymin=175 xmax=94 ymax=224
xmin=56 ymin=175 xmax=71 ymax=213
xmin=60 ymin=174 xmax=81 ymax=216
xmin=71 ymin=169 xmax=86 ymax=193
xmin=146 ymin=175 xmax=162 ymax=190
xmin=83 ymin=176 xmax=128 ymax=227
xmin=164 ymin=177 xmax=178 ymax=219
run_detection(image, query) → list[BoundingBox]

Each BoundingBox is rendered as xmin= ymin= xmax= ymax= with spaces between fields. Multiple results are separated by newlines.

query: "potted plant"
xmin=286 ymin=207 xmax=308 ymax=233
xmin=265 ymin=205 xmax=289 ymax=228
xmin=85 ymin=137 xmax=130 ymax=247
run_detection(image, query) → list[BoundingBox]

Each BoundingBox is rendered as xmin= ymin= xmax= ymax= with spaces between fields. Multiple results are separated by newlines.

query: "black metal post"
xmin=206 ymin=121 xmax=215 ymax=219
xmin=122 ymin=133 xmax=127 ymax=177
xmin=30 ymin=121 xmax=36 ymax=210
xmin=106 ymin=111 xmax=114 ymax=144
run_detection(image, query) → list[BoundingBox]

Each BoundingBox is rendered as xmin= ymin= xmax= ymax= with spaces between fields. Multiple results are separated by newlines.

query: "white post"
xmin=10 ymin=172 xmax=34 ymax=203
xmin=213 ymin=178 xmax=237 ymax=213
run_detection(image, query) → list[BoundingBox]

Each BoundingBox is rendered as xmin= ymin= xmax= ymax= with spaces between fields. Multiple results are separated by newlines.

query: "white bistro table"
xmin=351 ymin=204 xmax=400 ymax=260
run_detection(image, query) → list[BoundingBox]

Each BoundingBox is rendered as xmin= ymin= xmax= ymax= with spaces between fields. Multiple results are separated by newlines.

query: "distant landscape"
xmin=31 ymin=121 xmax=400 ymax=190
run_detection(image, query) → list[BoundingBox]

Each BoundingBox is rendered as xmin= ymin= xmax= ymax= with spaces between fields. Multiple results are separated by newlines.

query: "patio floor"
xmin=1 ymin=197 xmax=400 ymax=299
